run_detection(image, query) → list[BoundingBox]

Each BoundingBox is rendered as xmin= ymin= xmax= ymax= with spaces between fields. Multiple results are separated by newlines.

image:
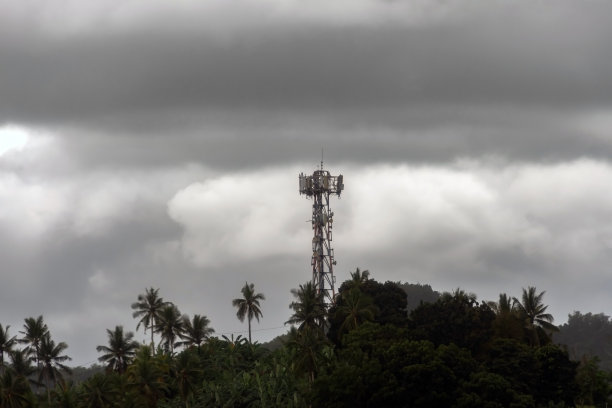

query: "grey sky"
xmin=1 ymin=0 xmax=612 ymax=366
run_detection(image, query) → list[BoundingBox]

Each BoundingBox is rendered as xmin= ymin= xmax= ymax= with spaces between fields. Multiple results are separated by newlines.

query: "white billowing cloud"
xmin=0 ymin=172 xmax=68 ymax=238
xmin=168 ymin=167 xmax=308 ymax=267
xmin=501 ymin=159 xmax=612 ymax=265
xmin=70 ymin=173 xmax=160 ymax=237
xmin=169 ymin=160 xmax=612 ymax=286
xmin=88 ymin=269 xmax=111 ymax=293
xmin=0 ymin=125 xmax=28 ymax=156
xmin=0 ymin=0 xmax=463 ymax=37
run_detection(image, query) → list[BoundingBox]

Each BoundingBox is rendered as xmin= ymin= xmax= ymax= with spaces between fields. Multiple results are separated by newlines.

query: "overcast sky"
xmin=2 ymin=0 xmax=612 ymax=366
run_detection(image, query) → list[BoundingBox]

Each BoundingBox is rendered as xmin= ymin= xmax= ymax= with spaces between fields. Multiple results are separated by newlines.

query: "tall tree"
xmin=79 ymin=373 xmax=121 ymax=408
xmin=556 ymin=312 xmax=612 ymax=370
xmin=177 ymin=314 xmax=215 ymax=349
xmin=347 ymin=268 xmax=370 ymax=290
xmin=0 ymin=324 xmax=16 ymax=372
xmin=0 ymin=370 xmax=33 ymax=408
xmin=131 ymin=288 xmax=170 ymax=352
xmin=336 ymin=288 xmax=377 ymax=336
xmin=513 ymin=286 xmax=557 ymax=346
xmin=232 ymin=282 xmax=265 ymax=343
xmin=127 ymin=346 xmax=169 ymax=408
xmin=488 ymin=293 xmax=524 ymax=341
xmin=19 ymin=316 xmax=48 ymax=368
xmin=286 ymin=281 xmax=327 ymax=332
xmin=50 ymin=380 xmax=78 ymax=408
xmin=155 ymin=304 xmax=185 ymax=353
xmin=286 ymin=326 xmax=329 ymax=385
xmin=96 ymin=326 xmax=140 ymax=374
xmin=171 ymin=350 xmax=202 ymax=406
xmin=8 ymin=350 xmax=37 ymax=387
xmin=487 ymin=293 xmax=514 ymax=316
xmin=38 ymin=333 xmax=71 ymax=405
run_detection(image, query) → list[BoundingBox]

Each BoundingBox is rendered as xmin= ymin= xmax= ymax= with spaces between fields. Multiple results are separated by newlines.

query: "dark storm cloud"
xmin=2 ymin=1 xmax=612 ymax=125
xmin=40 ymin=106 xmax=612 ymax=172
xmin=1 ymin=0 xmax=610 ymax=172
xmin=3 ymin=0 xmax=612 ymax=366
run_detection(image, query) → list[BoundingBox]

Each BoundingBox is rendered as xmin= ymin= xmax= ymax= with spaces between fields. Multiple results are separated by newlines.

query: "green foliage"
xmin=286 ymin=281 xmax=326 ymax=332
xmin=456 ymin=371 xmax=535 ymax=408
xmin=513 ymin=286 xmax=558 ymax=347
xmin=409 ymin=289 xmax=495 ymax=356
xmin=556 ymin=311 xmax=612 ymax=370
xmin=0 ymin=369 xmax=35 ymax=408
xmin=313 ymin=323 xmax=476 ymax=407
xmin=336 ymin=288 xmax=377 ymax=336
xmin=484 ymin=338 xmax=579 ymax=406
xmin=77 ymin=373 xmax=120 ymax=408
xmin=0 ymin=324 xmax=17 ymax=371
xmin=575 ymin=356 xmax=612 ymax=406
xmin=50 ymin=381 xmax=78 ymax=408
xmin=397 ymin=282 xmax=441 ymax=313
xmin=285 ymin=326 xmax=331 ymax=384
xmin=0 ymin=275 xmax=599 ymax=408
xmin=328 ymin=279 xmax=408 ymax=343
xmin=534 ymin=345 xmax=579 ymax=406
xmin=155 ymin=305 xmax=185 ymax=354
xmin=19 ymin=315 xmax=49 ymax=367
xmin=38 ymin=333 xmax=72 ymax=405
xmin=176 ymin=314 xmax=214 ymax=350
xmin=126 ymin=346 xmax=170 ymax=407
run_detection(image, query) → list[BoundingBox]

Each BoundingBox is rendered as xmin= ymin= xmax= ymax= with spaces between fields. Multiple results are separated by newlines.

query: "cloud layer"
xmin=1 ymin=0 xmax=612 ymax=365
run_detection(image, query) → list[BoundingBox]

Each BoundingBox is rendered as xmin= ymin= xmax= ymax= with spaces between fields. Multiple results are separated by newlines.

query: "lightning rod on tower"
xmin=299 ymin=161 xmax=344 ymax=305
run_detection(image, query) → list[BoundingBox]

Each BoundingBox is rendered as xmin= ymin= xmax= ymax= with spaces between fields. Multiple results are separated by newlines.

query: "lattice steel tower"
xmin=299 ymin=161 xmax=344 ymax=305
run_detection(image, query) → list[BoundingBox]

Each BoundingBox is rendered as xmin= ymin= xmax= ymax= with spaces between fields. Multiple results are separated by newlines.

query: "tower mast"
xmin=299 ymin=163 xmax=344 ymax=305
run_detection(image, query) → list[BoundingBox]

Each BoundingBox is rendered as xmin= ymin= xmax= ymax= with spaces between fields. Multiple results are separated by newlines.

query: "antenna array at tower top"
xmin=298 ymin=170 xmax=344 ymax=197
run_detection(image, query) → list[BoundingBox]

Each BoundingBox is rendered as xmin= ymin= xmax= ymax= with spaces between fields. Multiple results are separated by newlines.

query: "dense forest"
xmin=1 ymin=270 xmax=611 ymax=407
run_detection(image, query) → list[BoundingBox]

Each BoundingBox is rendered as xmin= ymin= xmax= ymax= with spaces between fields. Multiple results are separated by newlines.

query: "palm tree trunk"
xmin=46 ymin=373 xmax=51 ymax=406
xmin=248 ymin=318 xmax=252 ymax=343
xmin=150 ymin=324 xmax=155 ymax=355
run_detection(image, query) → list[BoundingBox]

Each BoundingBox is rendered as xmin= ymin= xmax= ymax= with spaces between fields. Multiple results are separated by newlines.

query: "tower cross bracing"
xmin=299 ymin=163 xmax=344 ymax=305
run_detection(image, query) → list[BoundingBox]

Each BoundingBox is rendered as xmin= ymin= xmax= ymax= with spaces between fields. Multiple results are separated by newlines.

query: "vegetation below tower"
xmin=0 ymin=270 xmax=610 ymax=407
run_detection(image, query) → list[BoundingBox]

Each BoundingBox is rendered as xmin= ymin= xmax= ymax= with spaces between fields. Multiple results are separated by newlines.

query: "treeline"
xmin=1 ymin=270 xmax=611 ymax=407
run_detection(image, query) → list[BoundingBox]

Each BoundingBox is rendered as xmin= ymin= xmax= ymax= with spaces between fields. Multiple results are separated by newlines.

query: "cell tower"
xmin=299 ymin=160 xmax=344 ymax=305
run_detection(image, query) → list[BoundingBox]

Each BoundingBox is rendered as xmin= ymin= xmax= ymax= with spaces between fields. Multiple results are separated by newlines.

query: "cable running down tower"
xmin=299 ymin=161 xmax=344 ymax=305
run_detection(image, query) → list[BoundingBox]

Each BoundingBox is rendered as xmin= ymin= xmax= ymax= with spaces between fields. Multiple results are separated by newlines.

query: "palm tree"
xmin=127 ymin=346 xmax=169 ymax=408
xmin=0 ymin=324 xmax=16 ymax=372
xmin=38 ymin=333 xmax=72 ymax=405
xmin=155 ymin=304 xmax=185 ymax=353
xmin=177 ymin=315 xmax=215 ymax=350
xmin=286 ymin=281 xmax=327 ymax=332
xmin=487 ymin=293 xmax=514 ymax=315
xmin=336 ymin=288 xmax=377 ymax=336
xmin=232 ymin=282 xmax=265 ymax=343
xmin=285 ymin=326 xmax=329 ymax=385
xmin=50 ymin=380 xmax=78 ymax=408
xmin=79 ymin=373 xmax=120 ymax=408
xmin=172 ymin=351 xmax=202 ymax=407
xmin=0 ymin=370 xmax=33 ymax=408
xmin=488 ymin=293 xmax=524 ymax=341
xmin=96 ymin=326 xmax=140 ymax=374
xmin=8 ymin=350 xmax=37 ymax=388
xmin=131 ymin=288 xmax=170 ymax=353
xmin=19 ymin=316 xmax=48 ymax=368
xmin=513 ymin=286 xmax=558 ymax=346
xmin=348 ymin=268 xmax=370 ymax=289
